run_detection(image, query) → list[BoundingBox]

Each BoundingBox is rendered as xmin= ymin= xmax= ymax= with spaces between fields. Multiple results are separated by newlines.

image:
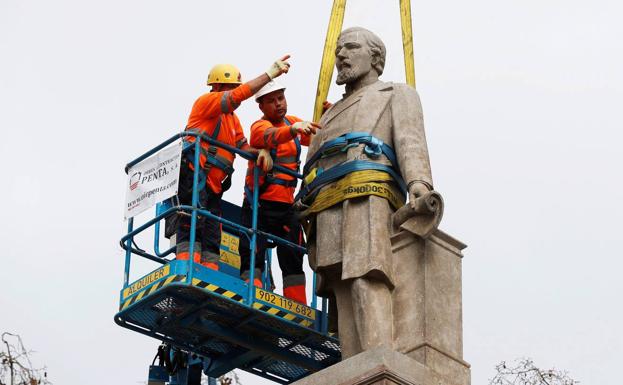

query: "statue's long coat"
xmin=307 ymin=80 xmax=433 ymax=293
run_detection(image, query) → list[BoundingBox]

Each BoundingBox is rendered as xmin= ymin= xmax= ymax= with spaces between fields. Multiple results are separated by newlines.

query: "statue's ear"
xmin=370 ymin=54 xmax=382 ymax=75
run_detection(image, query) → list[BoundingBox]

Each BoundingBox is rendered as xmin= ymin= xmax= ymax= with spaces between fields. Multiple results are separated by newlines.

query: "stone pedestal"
xmin=292 ymin=347 xmax=461 ymax=385
xmin=390 ymin=229 xmax=470 ymax=385
xmin=295 ymin=228 xmax=470 ymax=385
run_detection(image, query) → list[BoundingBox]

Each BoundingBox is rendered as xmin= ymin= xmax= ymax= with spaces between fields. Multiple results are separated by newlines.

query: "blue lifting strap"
xmin=296 ymin=160 xmax=407 ymax=203
xmin=303 ymin=132 xmax=399 ymax=176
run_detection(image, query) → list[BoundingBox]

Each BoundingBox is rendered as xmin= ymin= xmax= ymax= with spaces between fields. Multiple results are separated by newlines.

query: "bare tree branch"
xmin=1 ymin=332 xmax=51 ymax=385
xmin=489 ymin=358 xmax=578 ymax=385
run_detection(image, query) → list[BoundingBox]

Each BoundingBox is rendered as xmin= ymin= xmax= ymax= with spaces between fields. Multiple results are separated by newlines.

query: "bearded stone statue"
xmin=299 ymin=26 xmax=431 ymax=357
xmin=296 ymin=26 xmax=470 ymax=385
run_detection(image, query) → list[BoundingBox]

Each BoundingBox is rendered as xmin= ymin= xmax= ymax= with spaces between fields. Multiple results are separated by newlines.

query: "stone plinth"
xmin=292 ymin=347 xmax=461 ymax=385
xmin=297 ymin=229 xmax=470 ymax=385
xmin=390 ymin=229 xmax=470 ymax=385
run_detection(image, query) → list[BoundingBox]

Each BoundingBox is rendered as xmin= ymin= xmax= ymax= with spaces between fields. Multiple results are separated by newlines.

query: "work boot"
xmin=241 ymin=269 xmax=263 ymax=288
xmin=176 ymin=242 xmax=201 ymax=264
xmin=203 ymin=262 xmax=219 ymax=270
xmin=242 ymin=277 xmax=263 ymax=288
xmin=283 ymin=274 xmax=307 ymax=304
xmin=201 ymin=250 xmax=220 ymax=271
xmin=283 ymin=285 xmax=307 ymax=305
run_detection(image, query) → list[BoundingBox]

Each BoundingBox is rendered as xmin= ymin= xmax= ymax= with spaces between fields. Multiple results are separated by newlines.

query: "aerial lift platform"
xmin=115 ymin=1 xmax=421 ymax=381
xmin=115 ymin=132 xmax=340 ymax=384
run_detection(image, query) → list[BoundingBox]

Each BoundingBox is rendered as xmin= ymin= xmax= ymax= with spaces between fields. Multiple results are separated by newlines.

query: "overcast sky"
xmin=1 ymin=0 xmax=622 ymax=384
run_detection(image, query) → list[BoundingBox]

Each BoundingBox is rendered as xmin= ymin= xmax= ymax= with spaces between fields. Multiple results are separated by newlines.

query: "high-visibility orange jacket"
xmin=185 ymin=84 xmax=253 ymax=194
xmin=245 ymin=115 xmax=311 ymax=204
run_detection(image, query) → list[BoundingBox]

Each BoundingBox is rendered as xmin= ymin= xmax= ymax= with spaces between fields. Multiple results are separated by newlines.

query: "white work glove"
xmin=290 ymin=121 xmax=322 ymax=136
xmin=266 ymin=55 xmax=291 ymax=79
xmin=256 ymin=148 xmax=273 ymax=172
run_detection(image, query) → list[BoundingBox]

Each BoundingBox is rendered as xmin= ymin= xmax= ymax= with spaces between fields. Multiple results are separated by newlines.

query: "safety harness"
xmin=296 ymin=132 xmax=407 ymax=216
xmin=163 ymin=118 xmax=233 ymax=239
xmin=244 ymin=117 xmax=301 ymax=203
xmin=183 ymin=116 xmax=235 ymax=192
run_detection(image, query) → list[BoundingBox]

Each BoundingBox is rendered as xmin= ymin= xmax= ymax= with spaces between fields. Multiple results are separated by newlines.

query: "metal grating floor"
xmin=115 ymin=283 xmax=340 ymax=383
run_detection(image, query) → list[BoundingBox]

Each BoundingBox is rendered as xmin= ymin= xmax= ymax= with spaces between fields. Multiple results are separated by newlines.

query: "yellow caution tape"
xmin=120 ymin=274 xmax=184 ymax=310
xmin=302 ymin=170 xmax=405 ymax=216
xmin=313 ymin=0 xmax=347 ymax=122
xmin=400 ymin=0 xmax=416 ymax=88
xmin=122 ymin=265 xmax=170 ymax=300
xmin=191 ymin=278 xmax=244 ymax=302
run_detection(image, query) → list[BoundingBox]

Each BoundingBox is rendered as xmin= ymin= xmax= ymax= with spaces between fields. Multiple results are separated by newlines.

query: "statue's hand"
xmin=408 ymin=181 xmax=431 ymax=210
xmin=394 ymin=185 xmax=444 ymax=238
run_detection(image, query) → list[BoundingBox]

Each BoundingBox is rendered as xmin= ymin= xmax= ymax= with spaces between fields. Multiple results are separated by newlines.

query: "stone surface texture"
xmin=292 ymin=347 xmax=462 ymax=385
xmin=391 ymin=229 xmax=470 ymax=385
xmin=306 ymin=26 xmax=435 ymax=361
xmin=300 ymin=26 xmax=470 ymax=385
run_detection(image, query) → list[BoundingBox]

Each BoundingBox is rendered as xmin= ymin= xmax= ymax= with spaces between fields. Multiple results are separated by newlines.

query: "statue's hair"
xmin=340 ymin=27 xmax=386 ymax=76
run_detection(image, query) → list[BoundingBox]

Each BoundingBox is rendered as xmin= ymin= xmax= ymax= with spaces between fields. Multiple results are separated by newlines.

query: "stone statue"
xmin=295 ymin=27 xmax=470 ymax=385
xmin=301 ymin=27 xmax=434 ymax=359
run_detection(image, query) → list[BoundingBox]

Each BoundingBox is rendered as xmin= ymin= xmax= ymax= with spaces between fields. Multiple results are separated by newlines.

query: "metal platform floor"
xmin=115 ymin=260 xmax=340 ymax=383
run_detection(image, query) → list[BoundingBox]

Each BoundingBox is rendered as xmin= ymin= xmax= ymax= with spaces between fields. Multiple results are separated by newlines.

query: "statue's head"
xmin=335 ymin=27 xmax=386 ymax=85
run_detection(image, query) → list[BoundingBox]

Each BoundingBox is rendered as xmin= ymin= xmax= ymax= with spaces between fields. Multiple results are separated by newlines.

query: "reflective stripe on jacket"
xmin=245 ymin=115 xmax=310 ymax=203
xmin=185 ymin=83 xmax=253 ymax=194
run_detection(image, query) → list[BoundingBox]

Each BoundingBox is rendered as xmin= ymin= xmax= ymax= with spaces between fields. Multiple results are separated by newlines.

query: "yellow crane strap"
xmin=400 ymin=0 xmax=416 ymax=87
xmin=313 ymin=0 xmax=347 ymax=122
xmin=300 ymin=170 xmax=406 ymax=217
xmin=313 ymin=0 xmax=417 ymax=121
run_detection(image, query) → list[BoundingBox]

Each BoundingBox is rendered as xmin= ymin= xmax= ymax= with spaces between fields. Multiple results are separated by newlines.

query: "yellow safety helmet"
xmin=207 ymin=64 xmax=242 ymax=85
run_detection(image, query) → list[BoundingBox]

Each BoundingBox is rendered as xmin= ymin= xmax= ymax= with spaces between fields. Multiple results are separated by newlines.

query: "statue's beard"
xmin=336 ymin=67 xmax=361 ymax=85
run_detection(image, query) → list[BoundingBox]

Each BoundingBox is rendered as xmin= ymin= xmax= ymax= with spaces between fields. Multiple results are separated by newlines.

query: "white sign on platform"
xmin=124 ymin=140 xmax=182 ymax=219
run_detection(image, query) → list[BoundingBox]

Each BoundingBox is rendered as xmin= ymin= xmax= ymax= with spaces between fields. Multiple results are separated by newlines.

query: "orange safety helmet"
xmin=207 ymin=64 xmax=242 ymax=85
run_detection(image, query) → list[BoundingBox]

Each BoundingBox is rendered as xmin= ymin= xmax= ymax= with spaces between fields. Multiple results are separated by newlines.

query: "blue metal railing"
xmin=120 ymin=131 xmax=329 ymax=332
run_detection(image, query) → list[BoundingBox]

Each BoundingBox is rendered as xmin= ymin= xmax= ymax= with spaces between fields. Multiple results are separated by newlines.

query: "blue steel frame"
xmin=120 ymin=131 xmax=329 ymax=331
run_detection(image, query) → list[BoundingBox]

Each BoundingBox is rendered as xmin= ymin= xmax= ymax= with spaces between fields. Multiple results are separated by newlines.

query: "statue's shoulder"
xmin=364 ymin=80 xmax=394 ymax=93
xmin=368 ymin=81 xmax=419 ymax=97
xmin=384 ymin=82 xmax=421 ymax=104
xmin=388 ymin=82 xmax=418 ymax=94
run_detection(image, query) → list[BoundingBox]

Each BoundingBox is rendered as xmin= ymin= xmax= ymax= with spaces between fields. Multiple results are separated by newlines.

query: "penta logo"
xmin=130 ymin=171 xmax=141 ymax=191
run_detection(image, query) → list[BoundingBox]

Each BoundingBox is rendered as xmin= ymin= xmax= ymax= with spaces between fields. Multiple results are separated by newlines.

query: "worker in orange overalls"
xmin=239 ymin=80 xmax=321 ymax=304
xmin=176 ymin=56 xmax=291 ymax=270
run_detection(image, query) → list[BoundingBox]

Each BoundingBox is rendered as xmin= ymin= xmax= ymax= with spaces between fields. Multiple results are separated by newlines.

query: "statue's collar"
xmin=342 ymin=80 xmax=384 ymax=99
xmin=321 ymin=81 xmax=392 ymax=126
